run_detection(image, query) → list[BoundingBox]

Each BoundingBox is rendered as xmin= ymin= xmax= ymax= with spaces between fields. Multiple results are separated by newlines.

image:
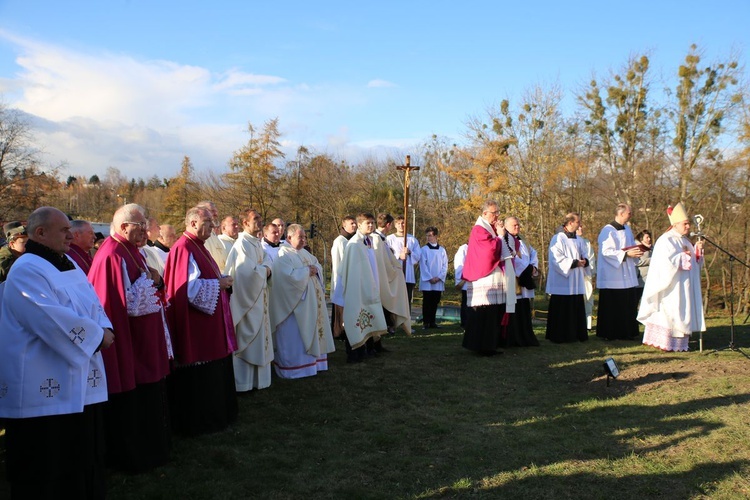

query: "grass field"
xmin=3 ymin=312 xmax=750 ymax=499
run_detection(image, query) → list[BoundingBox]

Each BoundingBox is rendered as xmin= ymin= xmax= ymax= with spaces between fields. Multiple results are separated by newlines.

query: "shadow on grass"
xmin=419 ymin=459 xmax=750 ymax=499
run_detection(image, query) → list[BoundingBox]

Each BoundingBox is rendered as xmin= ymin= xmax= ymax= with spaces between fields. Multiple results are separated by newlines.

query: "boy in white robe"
xmin=386 ymin=216 xmax=421 ymax=303
xmin=373 ymin=213 xmax=412 ymax=340
xmin=332 ymin=212 xmax=387 ymax=363
xmin=419 ymin=226 xmax=448 ymax=329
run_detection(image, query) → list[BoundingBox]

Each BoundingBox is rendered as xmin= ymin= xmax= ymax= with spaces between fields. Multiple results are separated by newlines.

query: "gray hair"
xmin=70 ymin=219 xmax=92 ymax=233
xmin=185 ymin=206 xmax=210 ymax=228
xmin=286 ymin=223 xmax=304 ymax=239
xmin=112 ymin=203 xmax=145 ymax=228
xmin=481 ymin=200 xmax=498 ymax=213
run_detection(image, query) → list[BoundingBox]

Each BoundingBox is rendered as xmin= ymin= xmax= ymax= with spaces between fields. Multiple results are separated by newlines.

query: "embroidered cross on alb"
xmin=40 ymin=378 xmax=61 ymax=398
xmin=88 ymin=369 xmax=102 ymax=388
xmin=69 ymin=326 xmax=86 ymax=344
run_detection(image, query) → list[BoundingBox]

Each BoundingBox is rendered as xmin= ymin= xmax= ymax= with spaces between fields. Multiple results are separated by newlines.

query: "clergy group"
xmin=0 ymin=198 xmax=706 ymax=498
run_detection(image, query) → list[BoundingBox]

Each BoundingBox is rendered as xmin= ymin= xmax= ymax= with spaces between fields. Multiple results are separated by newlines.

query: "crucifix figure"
xmin=396 ymin=155 xmax=420 ymax=274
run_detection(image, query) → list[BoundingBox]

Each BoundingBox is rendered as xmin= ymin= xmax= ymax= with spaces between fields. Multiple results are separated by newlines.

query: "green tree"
xmin=668 ymin=44 xmax=742 ymax=201
xmin=578 ymin=55 xmax=655 ymax=207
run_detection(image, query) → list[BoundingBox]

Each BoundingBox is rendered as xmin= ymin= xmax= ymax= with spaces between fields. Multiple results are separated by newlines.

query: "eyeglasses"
xmin=124 ymin=221 xmax=146 ymax=229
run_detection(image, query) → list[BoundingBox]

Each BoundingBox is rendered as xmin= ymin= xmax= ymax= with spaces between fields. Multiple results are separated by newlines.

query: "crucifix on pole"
xmin=396 ymin=155 xmax=420 ymax=275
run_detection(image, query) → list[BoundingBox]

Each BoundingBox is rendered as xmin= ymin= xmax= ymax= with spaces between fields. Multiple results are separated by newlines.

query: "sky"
xmin=0 ymin=1 xmax=748 ymax=180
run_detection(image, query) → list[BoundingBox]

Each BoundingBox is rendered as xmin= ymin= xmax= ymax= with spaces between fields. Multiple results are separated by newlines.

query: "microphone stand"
xmin=700 ymin=234 xmax=750 ymax=358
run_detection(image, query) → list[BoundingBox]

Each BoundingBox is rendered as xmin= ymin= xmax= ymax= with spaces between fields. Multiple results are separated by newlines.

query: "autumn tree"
xmin=162 ymin=156 xmax=200 ymax=225
xmin=225 ymin=118 xmax=285 ymax=218
xmin=451 ymin=114 xmax=516 ymax=214
xmin=0 ymin=103 xmax=61 ymax=220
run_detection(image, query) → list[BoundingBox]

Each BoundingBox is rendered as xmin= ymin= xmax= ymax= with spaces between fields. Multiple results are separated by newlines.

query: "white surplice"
xmin=546 ymin=232 xmax=587 ymax=296
xmin=385 ymin=233 xmax=421 ymax=285
xmin=0 ymin=254 xmax=110 ymax=418
xmin=419 ymin=244 xmax=448 ymax=292
xmin=597 ymin=223 xmax=638 ymax=289
xmin=510 ymin=238 xmax=538 ymax=300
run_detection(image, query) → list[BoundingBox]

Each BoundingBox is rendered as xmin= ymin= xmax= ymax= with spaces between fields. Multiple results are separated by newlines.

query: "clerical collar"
xmin=610 ymin=221 xmax=625 ymax=231
xmin=340 ymin=227 xmax=355 ymax=241
xmin=563 ymin=230 xmax=577 ymax=238
xmin=263 ymin=238 xmax=280 ymax=248
xmin=25 ymin=240 xmax=76 ymax=272
xmin=427 ymin=243 xmax=440 ymax=250
xmin=154 ymin=240 xmax=170 ymax=253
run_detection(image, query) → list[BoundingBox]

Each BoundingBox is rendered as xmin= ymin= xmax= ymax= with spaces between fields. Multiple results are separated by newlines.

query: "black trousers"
xmin=422 ymin=290 xmax=442 ymax=326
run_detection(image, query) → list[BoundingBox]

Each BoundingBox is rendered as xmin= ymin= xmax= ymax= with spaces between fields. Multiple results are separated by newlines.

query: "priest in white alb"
xmin=269 ymin=225 xmax=335 ymax=378
xmin=638 ymin=203 xmax=705 ymax=351
xmin=225 ymin=208 xmax=274 ymax=391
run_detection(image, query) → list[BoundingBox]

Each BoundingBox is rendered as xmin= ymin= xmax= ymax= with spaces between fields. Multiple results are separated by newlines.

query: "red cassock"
xmin=164 ymin=232 xmax=236 ymax=366
xmin=66 ymin=243 xmax=94 ymax=275
xmin=89 ymin=234 xmax=170 ymax=394
xmin=462 ymin=224 xmax=503 ymax=282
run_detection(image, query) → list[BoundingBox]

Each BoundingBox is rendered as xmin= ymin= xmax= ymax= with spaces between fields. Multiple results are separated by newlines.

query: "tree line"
xmin=1 ymin=45 xmax=748 ymax=314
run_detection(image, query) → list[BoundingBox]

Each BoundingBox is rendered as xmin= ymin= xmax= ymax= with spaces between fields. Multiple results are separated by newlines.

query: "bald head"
xmin=27 ymin=207 xmax=72 ymax=255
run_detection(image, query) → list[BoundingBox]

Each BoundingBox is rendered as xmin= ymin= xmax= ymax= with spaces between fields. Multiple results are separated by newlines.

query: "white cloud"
xmin=213 ymin=69 xmax=286 ymax=92
xmin=0 ymin=31 xmax=421 ymax=179
xmin=367 ymin=79 xmax=397 ymax=88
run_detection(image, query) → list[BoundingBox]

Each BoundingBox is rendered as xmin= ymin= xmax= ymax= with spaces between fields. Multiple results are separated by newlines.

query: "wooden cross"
xmin=396 ymin=155 xmax=420 ymax=274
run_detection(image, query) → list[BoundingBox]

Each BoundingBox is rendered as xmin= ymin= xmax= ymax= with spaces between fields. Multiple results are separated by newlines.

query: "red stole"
xmin=88 ymin=234 xmax=170 ymax=394
xmin=462 ymin=224 xmax=503 ymax=281
xmin=165 ymin=232 xmax=236 ymax=366
xmin=66 ymin=243 xmax=94 ymax=275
